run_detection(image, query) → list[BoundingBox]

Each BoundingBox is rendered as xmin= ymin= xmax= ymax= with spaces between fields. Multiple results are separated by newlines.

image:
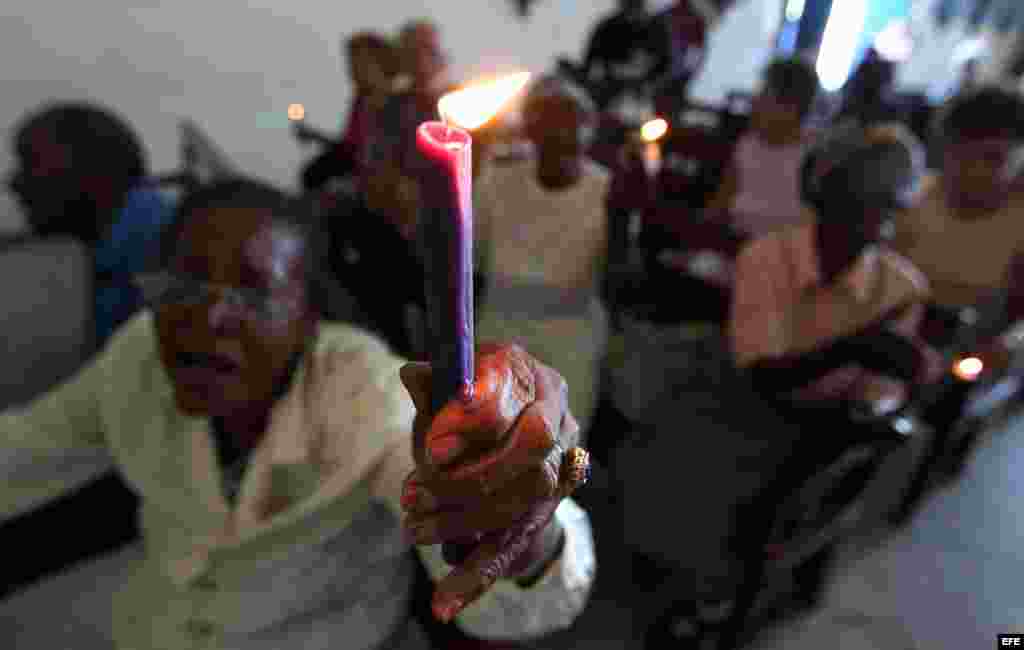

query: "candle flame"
xmin=641 ymin=118 xmax=669 ymax=143
xmin=953 ymin=356 xmax=984 ymax=382
xmin=438 ymin=72 xmax=531 ymax=131
xmin=287 ymin=103 xmax=306 ymax=121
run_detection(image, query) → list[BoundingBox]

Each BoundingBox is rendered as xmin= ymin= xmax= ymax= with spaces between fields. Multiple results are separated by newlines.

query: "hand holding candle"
xmin=401 ymin=73 xmax=596 ymax=623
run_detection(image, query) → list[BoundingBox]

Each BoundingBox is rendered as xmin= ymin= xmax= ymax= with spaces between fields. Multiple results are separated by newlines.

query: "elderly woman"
xmin=473 ymin=78 xmax=612 ymax=437
xmin=0 ymin=178 xmax=596 ymax=649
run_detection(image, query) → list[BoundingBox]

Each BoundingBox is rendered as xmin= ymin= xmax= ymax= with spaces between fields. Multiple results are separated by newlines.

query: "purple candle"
xmin=414 ymin=73 xmax=532 ymax=575
xmin=415 ymin=122 xmax=475 ymax=413
xmin=414 ymin=73 xmax=531 ymax=414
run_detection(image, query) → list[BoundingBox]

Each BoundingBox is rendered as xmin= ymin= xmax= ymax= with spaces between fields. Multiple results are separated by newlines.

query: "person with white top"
xmin=474 ymin=79 xmax=612 ymax=437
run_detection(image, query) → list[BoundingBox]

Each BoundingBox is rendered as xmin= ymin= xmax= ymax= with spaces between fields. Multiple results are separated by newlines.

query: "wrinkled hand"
xmin=398 ymin=343 xmax=586 ymax=623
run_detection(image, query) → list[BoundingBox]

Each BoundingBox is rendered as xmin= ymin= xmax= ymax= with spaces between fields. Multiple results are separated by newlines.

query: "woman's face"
xmin=154 ymin=208 xmax=316 ymax=417
xmin=525 ymin=96 xmax=588 ymax=162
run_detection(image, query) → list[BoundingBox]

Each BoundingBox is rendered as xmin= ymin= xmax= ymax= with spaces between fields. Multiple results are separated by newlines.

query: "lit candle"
xmin=640 ymin=117 xmax=668 ymax=179
xmin=416 ymin=122 xmax=475 ymax=412
xmin=415 ymin=72 xmax=530 ymax=413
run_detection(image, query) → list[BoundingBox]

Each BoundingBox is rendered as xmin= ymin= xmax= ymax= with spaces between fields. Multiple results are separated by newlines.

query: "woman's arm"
xmin=0 ymin=334 xmax=114 ymax=519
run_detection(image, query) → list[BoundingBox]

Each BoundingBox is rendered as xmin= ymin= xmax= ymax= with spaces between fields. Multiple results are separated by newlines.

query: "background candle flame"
xmin=438 ymin=71 xmax=531 ymax=131
xmin=954 ymin=356 xmax=984 ymax=382
xmin=641 ymin=118 xmax=669 ymax=143
xmin=287 ymin=103 xmax=305 ymax=121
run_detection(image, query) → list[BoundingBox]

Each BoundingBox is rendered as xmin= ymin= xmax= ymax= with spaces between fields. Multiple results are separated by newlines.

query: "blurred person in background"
xmin=295 ymin=32 xmax=402 ymax=193
xmin=365 ymin=19 xmax=452 ymax=238
xmin=572 ymin=0 xmax=673 ymax=110
xmin=833 ymin=48 xmax=898 ymax=128
xmin=651 ymin=0 xmax=727 ymax=116
xmin=338 ymin=20 xmax=453 ymax=359
xmin=7 ymin=102 xmax=174 ymax=346
xmin=892 ymin=87 xmax=1024 ymax=355
xmin=474 ymin=78 xmax=611 ymax=438
xmin=705 ymin=58 xmax=820 ymax=238
xmin=617 ymin=123 xmax=941 ymax=648
xmin=0 ymin=177 xmax=596 ymax=650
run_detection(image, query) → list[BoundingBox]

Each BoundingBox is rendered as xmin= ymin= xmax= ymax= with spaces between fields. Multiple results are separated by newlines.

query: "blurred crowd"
xmin=4 ymin=1 xmax=1024 ymax=649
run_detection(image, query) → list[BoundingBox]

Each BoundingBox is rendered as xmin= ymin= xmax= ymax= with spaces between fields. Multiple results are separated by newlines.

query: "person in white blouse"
xmin=0 ymin=178 xmax=596 ymax=649
xmin=474 ymin=78 xmax=612 ymax=437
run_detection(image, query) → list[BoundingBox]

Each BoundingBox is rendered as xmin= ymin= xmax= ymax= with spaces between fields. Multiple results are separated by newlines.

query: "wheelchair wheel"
xmin=941 ymin=418 xmax=983 ymax=481
xmin=791 ymin=542 xmax=838 ymax=613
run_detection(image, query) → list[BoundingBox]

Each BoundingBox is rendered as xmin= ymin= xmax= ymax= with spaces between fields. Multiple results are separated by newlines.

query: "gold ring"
xmin=560 ymin=447 xmax=591 ymax=495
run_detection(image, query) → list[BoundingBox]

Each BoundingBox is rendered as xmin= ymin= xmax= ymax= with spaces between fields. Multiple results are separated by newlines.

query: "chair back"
xmin=0 ymin=237 xmax=94 ymax=409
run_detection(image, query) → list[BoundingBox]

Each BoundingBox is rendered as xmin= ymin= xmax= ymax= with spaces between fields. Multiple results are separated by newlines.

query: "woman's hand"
xmin=398 ymin=343 xmax=589 ymax=623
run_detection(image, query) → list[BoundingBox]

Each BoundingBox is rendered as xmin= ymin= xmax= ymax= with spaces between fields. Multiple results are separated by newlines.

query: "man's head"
xmin=346 ymin=32 xmax=400 ymax=95
xmin=522 ymin=78 xmax=596 ymax=165
xmin=149 ymin=178 xmax=328 ymax=417
xmin=938 ymin=86 xmax=1024 ymax=212
xmin=399 ymin=20 xmax=447 ymax=89
xmin=9 ymin=102 xmax=147 ymax=242
xmin=751 ymin=58 xmax=819 ymax=139
xmin=803 ymin=122 xmax=924 ymax=243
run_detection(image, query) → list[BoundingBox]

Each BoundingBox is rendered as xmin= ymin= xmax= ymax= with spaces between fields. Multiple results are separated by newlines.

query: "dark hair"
xmin=346 ymin=31 xmax=401 ymax=77
xmin=938 ymin=86 xmax=1024 ymax=144
xmin=761 ymin=58 xmax=819 ymax=119
xmin=160 ymin=178 xmax=332 ymax=316
xmin=14 ymin=102 xmax=147 ymax=189
xmin=522 ymin=76 xmax=595 ymax=125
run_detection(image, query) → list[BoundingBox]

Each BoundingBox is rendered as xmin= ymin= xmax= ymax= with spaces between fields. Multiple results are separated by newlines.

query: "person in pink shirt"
xmin=710 ymin=58 xmax=820 ymax=238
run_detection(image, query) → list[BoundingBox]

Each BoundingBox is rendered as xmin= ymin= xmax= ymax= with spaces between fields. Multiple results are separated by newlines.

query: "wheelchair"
xmin=600 ymin=295 xmax=931 ymax=649
xmin=892 ymin=292 xmax=1024 ymax=525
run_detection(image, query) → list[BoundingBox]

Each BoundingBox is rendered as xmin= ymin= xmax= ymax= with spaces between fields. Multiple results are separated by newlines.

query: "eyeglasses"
xmin=133 ymin=271 xmax=302 ymax=324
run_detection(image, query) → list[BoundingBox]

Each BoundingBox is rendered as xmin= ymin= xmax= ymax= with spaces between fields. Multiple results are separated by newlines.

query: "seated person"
xmin=0 ymin=178 xmax=596 ymax=649
xmin=474 ymin=78 xmax=610 ymax=437
xmin=891 ymin=87 xmax=1024 ymax=341
xmin=349 ymin=20 xmax=451 ymax=358
xmin=731 ymin=123 xmax=941 ymax=411
xmin=651 ymin=0 xmax=717 ymax=116
xmin=832 ymin=48 xmax=899 ymax=129
xmin=615 ymin=124 xmax=941 ymax=643
xmin=8 ymin=102 xmax=175 ymax=346
xmin=295 ymin=31 xmax=400 ymax=193
xmin=708 ymin=58 xmax=820 ymax=238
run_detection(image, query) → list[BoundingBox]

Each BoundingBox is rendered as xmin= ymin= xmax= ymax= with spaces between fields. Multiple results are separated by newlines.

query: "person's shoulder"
xmin=881 ymin=247 xmax=930 ymax=299
xmin=582 ymin=159 xmax=612 ymax=186
xmin=312 ymin=323 xmax=413 ymax=426
xmin=316 ymin=322 xmax=399 ymax=366
xmin=738 ymin=225 xmax=792 ymax=264
xmin=89 ymin=310 xmax=167 ymax=393
xmin=900 ymin=173 xmax=943 ymax=226
xmin=477 ymin=157 xmax=530 ymax=196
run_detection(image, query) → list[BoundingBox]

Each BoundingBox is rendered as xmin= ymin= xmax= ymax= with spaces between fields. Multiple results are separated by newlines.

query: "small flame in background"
xmin=954 ymin=356 xmax=984 ymax=382
xmin=641 ymin=118 xmax=669 ymax=143
xmin=287 ymin=103 xmax=306 ymax=121
xmin=438 ymin=72 xmax=531 ymax=131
